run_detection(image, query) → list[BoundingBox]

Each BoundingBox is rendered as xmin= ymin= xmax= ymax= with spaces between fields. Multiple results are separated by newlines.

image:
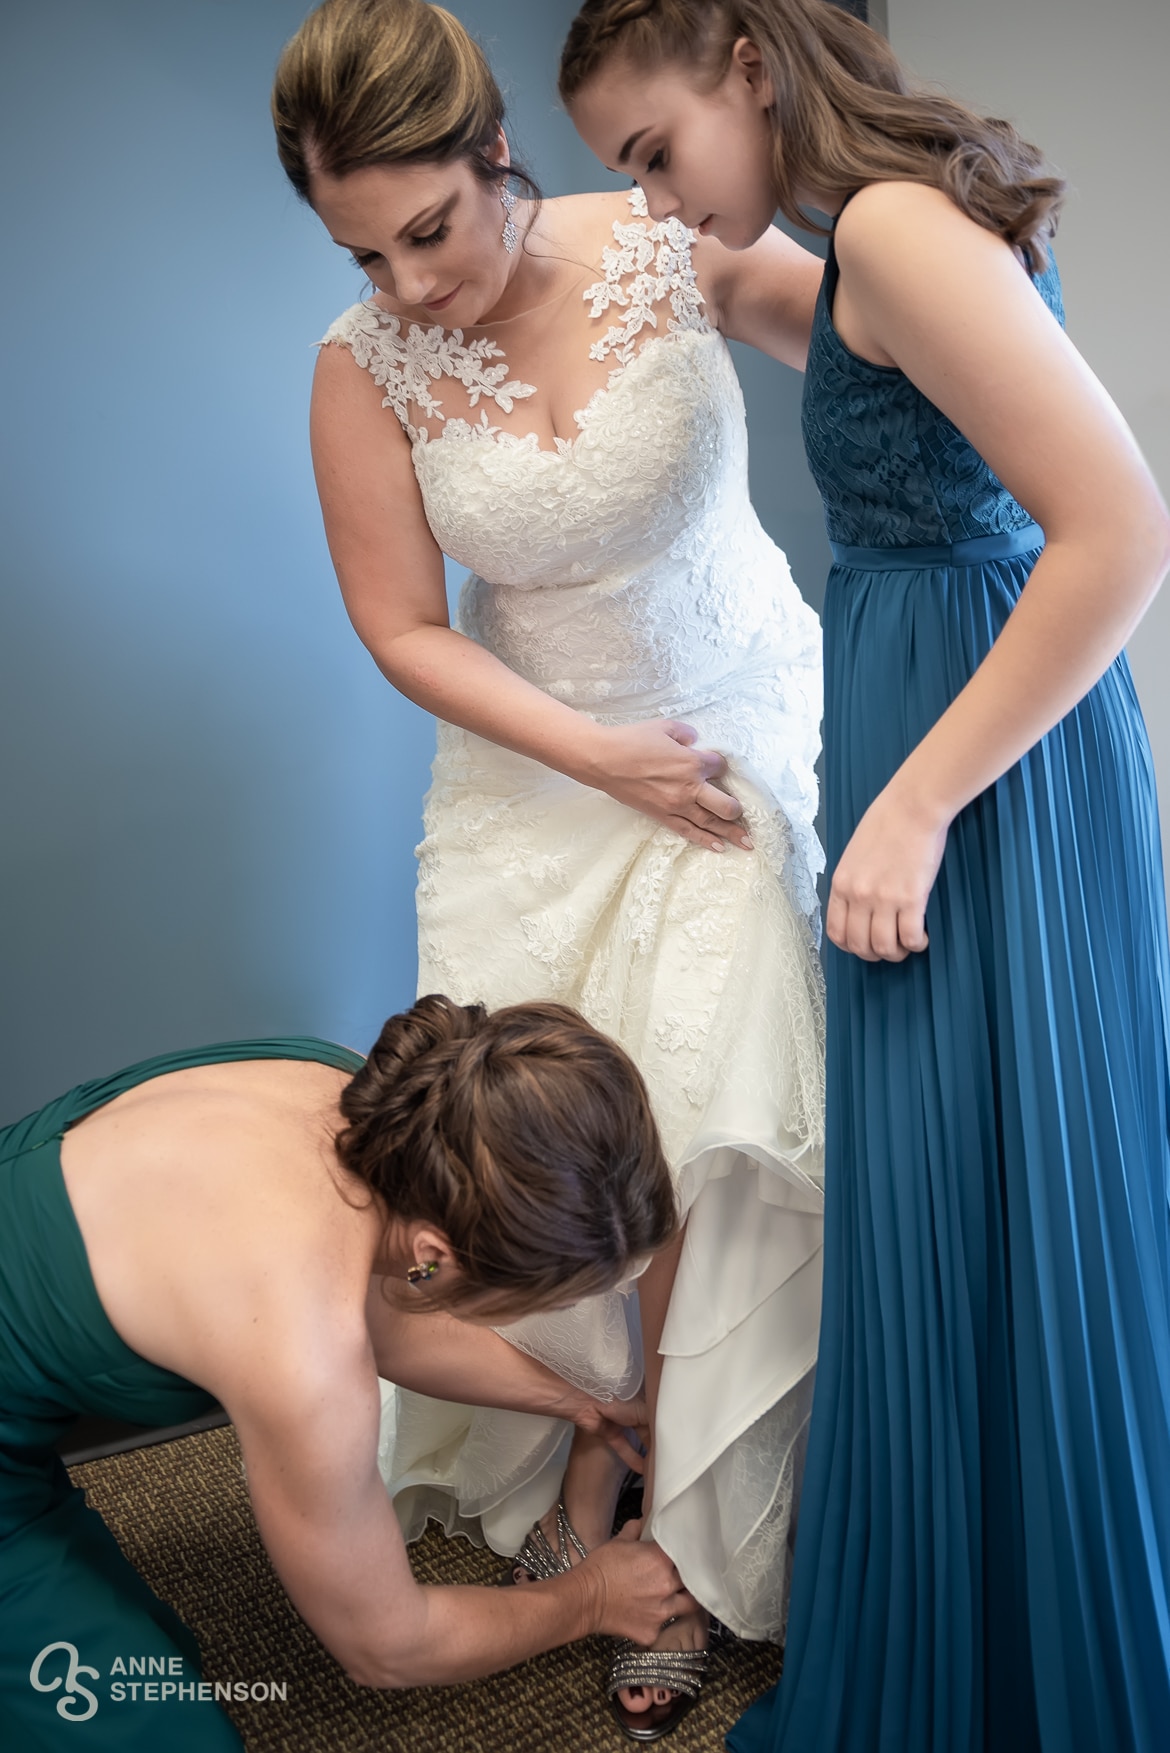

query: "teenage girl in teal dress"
xmin=0 ymin=997 xmax=691 ymax=1749
xmin=562 ymin=3 xmax=1170 ymax=1748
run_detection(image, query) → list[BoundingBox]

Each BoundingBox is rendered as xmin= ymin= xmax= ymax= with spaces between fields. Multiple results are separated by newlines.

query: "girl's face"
xmin=309 ymin=144 xmax=521 ymax=327
xmin=569 ymin=43 xmax=780 ymax=251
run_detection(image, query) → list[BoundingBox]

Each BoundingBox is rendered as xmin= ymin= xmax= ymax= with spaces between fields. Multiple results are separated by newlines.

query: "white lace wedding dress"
xmin=322 ymin=190 xmax=825 ymax=1641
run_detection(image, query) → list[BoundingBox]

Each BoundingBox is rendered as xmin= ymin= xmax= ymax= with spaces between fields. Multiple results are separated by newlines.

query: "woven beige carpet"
xmin=70 ymin=1425 xmax=781 ymax=1752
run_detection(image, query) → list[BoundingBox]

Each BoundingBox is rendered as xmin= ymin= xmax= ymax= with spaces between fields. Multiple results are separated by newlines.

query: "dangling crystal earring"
xmin=499 ymin=182 xmax=518 ymax=254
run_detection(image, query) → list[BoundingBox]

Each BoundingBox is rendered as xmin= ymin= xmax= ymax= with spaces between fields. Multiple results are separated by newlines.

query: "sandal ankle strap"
xmin=511 ymin=1498 xmax=590 ymax=1581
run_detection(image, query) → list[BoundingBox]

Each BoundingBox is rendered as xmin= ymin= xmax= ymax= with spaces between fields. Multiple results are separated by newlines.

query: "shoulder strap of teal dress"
xmin=9 ymin=1037 xmax=366 ymax=1151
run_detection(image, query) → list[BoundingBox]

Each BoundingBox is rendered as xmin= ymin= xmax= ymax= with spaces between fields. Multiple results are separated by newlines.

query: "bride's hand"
xmin=585 ymin=720 xmax=751 ymax=852
xmin=549 ymin=1388 xmax=650 ymax=1472
xmin=575 ymin=1394 xmax=650 ymax=1472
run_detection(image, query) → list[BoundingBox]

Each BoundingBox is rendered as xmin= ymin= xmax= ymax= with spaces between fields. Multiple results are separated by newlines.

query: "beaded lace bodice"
xmin=322 ymin=189 xmax=823 ymax=913
xmin=802 ymin=235 xmax=1065 ymax=548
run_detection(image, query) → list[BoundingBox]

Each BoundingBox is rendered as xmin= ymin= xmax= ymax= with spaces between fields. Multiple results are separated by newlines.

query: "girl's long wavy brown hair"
xmin=559 ymin=0 xmax=1064 ymax=271
xmin=335 ymin=994 xmax=678 ymax=1320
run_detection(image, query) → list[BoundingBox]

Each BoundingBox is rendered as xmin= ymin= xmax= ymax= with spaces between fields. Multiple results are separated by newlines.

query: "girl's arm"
xmin=309 ymin=343 xmax=749 ymax=852
xmin=825 ymin=181 xmax=1170 ymax=962
xmin=693 ymin=225 xmax=824 ymax=368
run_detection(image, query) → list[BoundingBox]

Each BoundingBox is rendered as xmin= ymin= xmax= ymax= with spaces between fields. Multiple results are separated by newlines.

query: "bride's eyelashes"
xmin=348 ymin=223 xmax=451 ymax=270
xmin=645 ymin=148 xmax=666 ymax=175
xmin=410 ymin=222 xmax=451 ymax=249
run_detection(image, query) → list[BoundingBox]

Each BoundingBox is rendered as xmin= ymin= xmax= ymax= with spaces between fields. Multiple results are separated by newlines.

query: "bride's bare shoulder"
xmin=541 ymin=189 xmax=632 ymax=220
xmin=537 ymin=189 xmax=639 ymax=253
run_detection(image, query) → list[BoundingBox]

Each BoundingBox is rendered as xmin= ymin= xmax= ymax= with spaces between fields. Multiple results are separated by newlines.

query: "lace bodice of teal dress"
xmin=802 ymin=248 xmax=1064 ymax=547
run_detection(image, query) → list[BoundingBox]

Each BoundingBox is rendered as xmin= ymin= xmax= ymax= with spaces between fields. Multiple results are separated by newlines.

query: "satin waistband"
xmin=830 ymin=523 xmax=1045 ymax=570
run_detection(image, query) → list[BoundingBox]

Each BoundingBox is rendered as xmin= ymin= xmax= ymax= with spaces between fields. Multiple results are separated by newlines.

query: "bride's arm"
xmin=693 ymin=225 xmax=824 ymax=369
xmin=309 ymin=343 xmax=750 ymax=853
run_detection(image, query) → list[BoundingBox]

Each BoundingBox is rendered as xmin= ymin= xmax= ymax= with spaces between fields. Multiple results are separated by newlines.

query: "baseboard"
xmin=60 ymin=1408 xmax=231 ymax=1466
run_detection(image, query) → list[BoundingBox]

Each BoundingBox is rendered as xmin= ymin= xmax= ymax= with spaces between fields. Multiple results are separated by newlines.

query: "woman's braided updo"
xmin=336 ymin=994 xmax=678 ymax=1318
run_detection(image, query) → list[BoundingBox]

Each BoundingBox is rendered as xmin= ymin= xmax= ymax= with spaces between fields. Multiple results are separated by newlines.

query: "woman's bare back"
xmin=59 ymin=1057 xmax=376 ymax=1393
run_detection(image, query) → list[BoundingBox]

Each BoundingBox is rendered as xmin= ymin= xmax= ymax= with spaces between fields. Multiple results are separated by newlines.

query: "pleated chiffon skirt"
xmin=731 ymin=528 xmax=1170 ymax=1753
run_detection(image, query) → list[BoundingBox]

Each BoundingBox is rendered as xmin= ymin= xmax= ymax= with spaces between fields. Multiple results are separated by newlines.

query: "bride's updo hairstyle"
xmin=336 ymin=994 xmax=678 ymax=1319
xmin=271 ymin=0 xmax=538 ymax=207
xmin=559 ymin=0 xmax=1065 ymax=272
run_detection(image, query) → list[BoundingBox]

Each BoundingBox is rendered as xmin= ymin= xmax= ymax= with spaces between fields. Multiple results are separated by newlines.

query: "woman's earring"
xmin=500 ymin=183 xmax=518 ymax=254
xmin=406 ymin=1261 xmax=439 ymax=1285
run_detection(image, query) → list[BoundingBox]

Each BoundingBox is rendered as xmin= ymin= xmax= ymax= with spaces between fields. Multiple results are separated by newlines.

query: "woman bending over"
xmin=0 ymin=998 xmax=687 ymax=1751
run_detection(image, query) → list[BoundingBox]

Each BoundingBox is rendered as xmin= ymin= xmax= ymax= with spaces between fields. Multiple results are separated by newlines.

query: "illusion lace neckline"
xmin=322 ymin=188 xmax=711 ymax=454
xmin=371 ymin=258 xmax=591 ymax=337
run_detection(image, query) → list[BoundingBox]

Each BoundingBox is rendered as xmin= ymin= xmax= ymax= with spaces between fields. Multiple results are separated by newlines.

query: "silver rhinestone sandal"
xmin=496 ymin=1499 xmax=589 ymax=1585
xmin=606 ymin=1616 xmax=724 ymax=1742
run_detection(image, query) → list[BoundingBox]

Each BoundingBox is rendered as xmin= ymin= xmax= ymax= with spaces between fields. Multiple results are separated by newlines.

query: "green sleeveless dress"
xmin=0 ymin=1037 xmax=364 ymax=1750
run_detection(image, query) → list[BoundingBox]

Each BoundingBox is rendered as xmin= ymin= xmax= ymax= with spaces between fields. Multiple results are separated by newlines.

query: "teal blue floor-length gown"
xmin=730 ymin=220 xmax=1170 ymax=1753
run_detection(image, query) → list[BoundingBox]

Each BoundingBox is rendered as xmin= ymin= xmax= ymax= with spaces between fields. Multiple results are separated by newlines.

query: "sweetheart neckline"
xmin=409 ymin=325 xmax=727 ymax=465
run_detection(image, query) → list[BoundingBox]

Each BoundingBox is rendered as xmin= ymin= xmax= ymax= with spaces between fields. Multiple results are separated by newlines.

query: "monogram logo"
xmin=29 ymin=1642 xmax=100 ymax=1721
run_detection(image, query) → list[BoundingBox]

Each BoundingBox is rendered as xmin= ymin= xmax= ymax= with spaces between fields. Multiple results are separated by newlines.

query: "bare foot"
xmin=616 ymin=1607 xmax=710 ymax=1718
xmin=512 ymin=1427 xmax=629 ymax=1583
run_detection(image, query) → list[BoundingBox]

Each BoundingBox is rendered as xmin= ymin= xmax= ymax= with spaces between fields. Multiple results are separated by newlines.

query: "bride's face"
xmin=569 ymin=46 xmax=780 ymax=252
xmin=309 ymin=151 xmax=519 ymax=326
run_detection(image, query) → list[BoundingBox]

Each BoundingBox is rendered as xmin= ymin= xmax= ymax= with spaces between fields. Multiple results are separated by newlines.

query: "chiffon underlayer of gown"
xmin=730 ymin=229 xmax=1170 ymax=1749
xmin=322 ymin=190 xmax=826 ymax=1640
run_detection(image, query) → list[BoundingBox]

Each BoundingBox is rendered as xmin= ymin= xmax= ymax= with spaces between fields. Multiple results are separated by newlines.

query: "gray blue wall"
xmin=0 ymin=0 xmax=824 ymax=1118
xmin=13 ymin=2 xmax=1156 ymax=1122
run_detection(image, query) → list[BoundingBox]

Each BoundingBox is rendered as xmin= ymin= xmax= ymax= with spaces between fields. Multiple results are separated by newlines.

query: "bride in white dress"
xmin=273 ymin=0 xmax=825 ymax=1725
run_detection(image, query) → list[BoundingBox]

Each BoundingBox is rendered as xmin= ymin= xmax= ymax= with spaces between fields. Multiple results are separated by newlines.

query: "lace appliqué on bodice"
xmin=320 ymin=188 xmax=710 ymax=450
xmin=584 ymin=188 xmax=708 ymax=381
xmin=318 ymin=305 xmax=537 ymax=448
